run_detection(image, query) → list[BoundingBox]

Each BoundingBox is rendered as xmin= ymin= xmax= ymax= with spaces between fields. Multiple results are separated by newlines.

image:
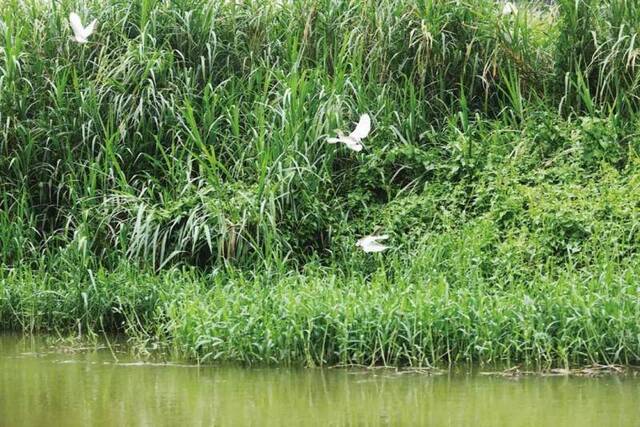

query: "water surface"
xmin=0 ymin=335 xmax=638 ymax=426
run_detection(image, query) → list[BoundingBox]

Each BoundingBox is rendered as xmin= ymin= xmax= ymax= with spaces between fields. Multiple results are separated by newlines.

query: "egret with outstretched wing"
xmin=356 ymin=234 xmax=390 ymax=253
xmin=69 ymin=12 xmax=97 ymax=43
xmin=327 ymin=114 xmax=371 ymax=152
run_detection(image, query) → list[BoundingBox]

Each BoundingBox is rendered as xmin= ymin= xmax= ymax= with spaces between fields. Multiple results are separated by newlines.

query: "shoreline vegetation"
xmin=1 ymin=0 xmax=640 ymax=367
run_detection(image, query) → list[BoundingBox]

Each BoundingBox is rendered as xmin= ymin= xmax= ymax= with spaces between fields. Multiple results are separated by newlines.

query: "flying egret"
xmin=327 ymin=113 xmax=371 ymax=152
xmin=69 ymin=12 xmax=97 ymax=44
xmin=356 ymin=234 xmax=390 ymax=253
xmin=502 ymin=2 xmax=518 ymax=16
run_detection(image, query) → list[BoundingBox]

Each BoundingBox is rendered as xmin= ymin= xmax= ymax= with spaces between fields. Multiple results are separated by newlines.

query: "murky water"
xmin=1 ymin=335 xmax=639 ymax=427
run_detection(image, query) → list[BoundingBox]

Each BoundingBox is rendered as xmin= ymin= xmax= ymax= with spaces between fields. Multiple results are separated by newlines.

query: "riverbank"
xmin=2 ymin=0 xmax=640 ymax=366
xmin=2 ymin=257 xmax=639 ymax=366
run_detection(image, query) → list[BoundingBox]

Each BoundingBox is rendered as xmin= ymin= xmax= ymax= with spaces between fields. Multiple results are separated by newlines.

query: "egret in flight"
xmin=327 ymin=113 xmax=371 ymax=152
xmin=356 ymin=234 xmax=390 ymax=253
xmin=69 ymin=12 xmax=97 ymax=43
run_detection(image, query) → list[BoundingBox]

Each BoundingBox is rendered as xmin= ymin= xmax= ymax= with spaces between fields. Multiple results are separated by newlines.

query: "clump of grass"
xmin=1 ymin=0 xmax=640 ymax=366
xmin=555 ymin=0 xmax=640 ymax=115
xmin=1 ymin=253 xmax=639 ymax=367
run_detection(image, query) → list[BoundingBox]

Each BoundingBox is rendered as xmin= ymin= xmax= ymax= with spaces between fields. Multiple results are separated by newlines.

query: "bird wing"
xmin=357 ymin=234 xmax=389 ymax=246
xmin=69 ymin=13 xmax=85 ymax=38
xmin=366 ymin=242 xmax=389 ymax=252
xmin=356 ymin=236 xmax=373 ymax=246
xmin=327 ymin=137 xmax=344 ymax=144
xmin=349 ymin=114 xmax=371 ymax=140
xmin=84 ymin=19 xmax=97 ymax=37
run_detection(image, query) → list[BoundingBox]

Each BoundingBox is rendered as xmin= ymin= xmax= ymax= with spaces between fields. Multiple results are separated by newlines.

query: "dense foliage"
xmin=1 ymin=0 xmax=639 ymax=366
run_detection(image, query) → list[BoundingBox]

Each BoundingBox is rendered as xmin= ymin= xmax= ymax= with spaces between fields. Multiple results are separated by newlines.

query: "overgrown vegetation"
xmin=1 ymin=0 xmax=640 ymax=366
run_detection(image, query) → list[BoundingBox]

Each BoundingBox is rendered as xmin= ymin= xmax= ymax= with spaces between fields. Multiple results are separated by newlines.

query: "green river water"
xmin=0 ymin=335 xmax=638 ymax=426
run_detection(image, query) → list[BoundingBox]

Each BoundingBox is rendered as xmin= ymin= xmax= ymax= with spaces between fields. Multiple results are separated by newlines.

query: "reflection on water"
xmin=0 ymin=335 xmax=638 ymax=427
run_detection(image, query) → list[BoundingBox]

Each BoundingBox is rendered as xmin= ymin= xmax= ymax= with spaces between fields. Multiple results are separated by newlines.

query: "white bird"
xmin=356 ymin=234 xmax=390 ymax=253
xmin=327 ymin=113 xmax=371 ymax=152
xmin=69 ymin=12 xmax=97 ymax=44
xmin=502 ymin=2 xmax=518 ymax=16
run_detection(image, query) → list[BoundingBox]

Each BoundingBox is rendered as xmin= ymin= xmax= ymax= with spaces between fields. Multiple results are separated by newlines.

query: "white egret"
xmin=356 ymin=234 xmax=390 ymax=253
xmin=327 ymin=113 xmax=371 ymax=152
xmin=502 ymin=2 xmax=518 ymax=16
xmin=69 ymin=12 xmax=97 ymax=44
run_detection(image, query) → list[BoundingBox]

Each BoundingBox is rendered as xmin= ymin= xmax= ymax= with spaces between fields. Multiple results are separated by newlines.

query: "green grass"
xmin=2 ymin=248 xmax=640 ymax=367
xmin=1 ymin=0 xmax=640 ymax=366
